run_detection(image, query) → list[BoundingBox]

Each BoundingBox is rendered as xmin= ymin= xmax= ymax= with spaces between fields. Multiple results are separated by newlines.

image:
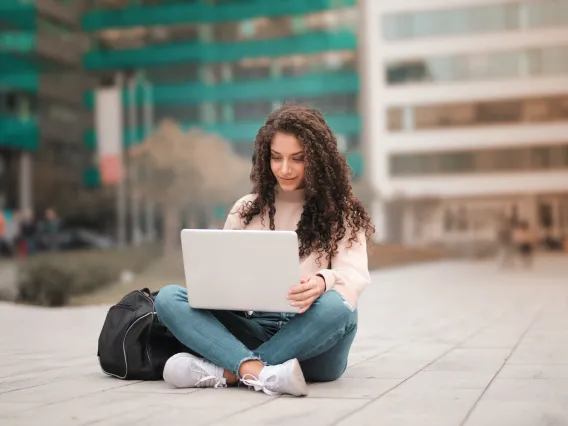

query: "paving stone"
xmin=209 ymin=397 xmax=369 ymax=426
xmin=342 ymin=355 xmax=432 ymax=379
xmin=336 ymin=388 xmax=483 ymax=426
xmin=0 ymin=376 xmax=140 ymax=403
xmin=464 ymin=401 xmax=568 ymax=426
xmin=307 ymin=378 xmax=401 ymax=399
xmin=464 ymin=378 xmax=568 ymax=426
xmin=497 ymin=364 xmax=568 ymax=379
xmin=425 ymin=348 xmax=511 ymax=372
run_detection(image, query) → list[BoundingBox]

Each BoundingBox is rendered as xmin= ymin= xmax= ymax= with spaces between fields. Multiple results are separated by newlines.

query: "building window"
xmin=538 ymin=203 xmax=554 ymax=229
xmin=387 ymin=109 xmax=402 ymax=131
xmin=238 ymin=20 xmax=255 ymax=38
xmin=389 ymin=143 xmax=568 ymax=177
xmin=383 ymin=0 xmax=568 ymax=41
xmin=531 ymin=148 xmax=552 ymax=169
xmin=439 ymin=152 xmax=475 ymax=174
xmin=456 ymin=207 xmax=468 ymax=231
xmin=477 ymin=100 xmax=520 ymax=124
xmin=232 ymin=57 xmax=271 ymax=81
xmin=388 ymin=95 xmax=568 ymax=132
xmin=285 ymin=93 xmax=357 ymax=115
xmin=291 ymin=16 xmax=306 ymax=34
xmin=276 ymin=50 xmax=356 ymax=77
xmin=212 ymin=16 xmax=293 ymax=42
xmin=443 ymin=209 xmax=455 ymax=231
xmin=40 ymin=100 xmax=80 ymax=123
xmin=94 ymin=0 xmax=199 ymax=10
xmin=145 ymin=62 xmax=200 ymax=84
xmin=386 ymin=45 xmax=568 ymax=85
xmin=305 ymin=8 xmax=356 ymax=32
xmin=97 ymin=22 xmax=199 ymax=51
xmin=154 ymin=105 xmax=200 ymax=123
xmin=492 ymin=148 xmax=528 ymax=171
xmin=233 ymin=100 xmax=273 ymax=121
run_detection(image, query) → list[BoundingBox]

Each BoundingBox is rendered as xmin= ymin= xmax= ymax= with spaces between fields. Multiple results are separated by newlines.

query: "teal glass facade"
xmin=1 ymin=0 xmax=96 ymax=203
xmin=82 ymin=0 xmax=363 ymax=177
xmin=0 ymin=0 xmax=39 ymax=150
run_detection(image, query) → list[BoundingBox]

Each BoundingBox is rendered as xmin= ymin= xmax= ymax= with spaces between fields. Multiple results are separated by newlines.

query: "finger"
xmin=302 ymin=288 xmax=320 ymax=301
xmin=288 ymin=283 xmax=307 ymax=295
xmin=288 ymin=288 xmax=318 ymax=302
xmin=288 ymin=283 xmax=318 ymax=300
xmin=298 ymin=299 xmax=316 ymax=314
xmin=290 ymin=295 xmax=310 ymax=307
xmin=288 ymin=280 xmax=315 ymax=295
xmin=293 ymin=295 xmax=318 ymax=309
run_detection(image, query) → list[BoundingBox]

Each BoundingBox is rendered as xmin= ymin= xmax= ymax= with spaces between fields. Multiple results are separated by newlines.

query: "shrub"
xmin=18 ymin=261 xmax=73 ymax=307
xmin=17 ymin=245 xmax=160 ymax=307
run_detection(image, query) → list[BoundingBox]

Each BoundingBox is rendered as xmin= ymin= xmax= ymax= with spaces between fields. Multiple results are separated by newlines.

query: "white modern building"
xmin=360 ymin=0 xmax=568 ymax=245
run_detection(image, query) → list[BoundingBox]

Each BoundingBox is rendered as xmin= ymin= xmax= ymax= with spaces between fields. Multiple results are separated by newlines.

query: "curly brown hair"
xmin=239 ymin=104 xmax=375 ymax=260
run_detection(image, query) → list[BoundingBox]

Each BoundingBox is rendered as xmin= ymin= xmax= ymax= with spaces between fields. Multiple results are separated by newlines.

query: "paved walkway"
xmin=1 ymin=255 xmax=567 ymax=426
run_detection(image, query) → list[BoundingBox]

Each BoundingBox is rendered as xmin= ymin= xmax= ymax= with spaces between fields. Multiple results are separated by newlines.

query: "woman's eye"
xmin=294 ymin=157 xmax=305 ymax=162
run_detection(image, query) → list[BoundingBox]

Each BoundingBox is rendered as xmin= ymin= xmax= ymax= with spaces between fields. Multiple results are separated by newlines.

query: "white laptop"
xmin=180 ymin=229 xmax=301 ymax=313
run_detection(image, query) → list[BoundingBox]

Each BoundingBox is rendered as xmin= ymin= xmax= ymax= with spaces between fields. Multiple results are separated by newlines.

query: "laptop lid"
xmin=180 ymin=229 xmax=301 ymax=313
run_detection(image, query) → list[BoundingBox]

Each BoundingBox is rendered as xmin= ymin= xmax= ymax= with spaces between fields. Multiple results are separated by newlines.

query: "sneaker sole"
xmin=288 ymin=359 xmax=308 ymax=396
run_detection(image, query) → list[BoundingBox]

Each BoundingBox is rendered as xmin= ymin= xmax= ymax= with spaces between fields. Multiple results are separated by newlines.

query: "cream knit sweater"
xmin=223 ymin=186 xmax=371 ymax=307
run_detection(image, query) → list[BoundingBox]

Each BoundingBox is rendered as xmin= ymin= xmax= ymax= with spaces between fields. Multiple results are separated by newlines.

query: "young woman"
xmin=155 ymin=104 xmax=375 ymax=396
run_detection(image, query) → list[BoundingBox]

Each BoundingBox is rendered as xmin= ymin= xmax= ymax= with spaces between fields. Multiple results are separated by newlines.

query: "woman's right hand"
xmin=287 ymin=275 xmax=326 ymax=314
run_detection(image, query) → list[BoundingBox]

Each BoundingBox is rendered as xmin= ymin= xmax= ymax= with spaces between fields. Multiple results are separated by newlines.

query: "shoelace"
xmin=195 ymin=375 xmax=227 ymax=388
xmin=240 ymin=373 xmax=279 ymax=396
xmin=191 ymin=363 xmax=227 ymax=389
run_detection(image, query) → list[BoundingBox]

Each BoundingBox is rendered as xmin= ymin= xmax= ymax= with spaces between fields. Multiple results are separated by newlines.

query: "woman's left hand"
xmin=288 ymin=275 xmax=326 ymax=314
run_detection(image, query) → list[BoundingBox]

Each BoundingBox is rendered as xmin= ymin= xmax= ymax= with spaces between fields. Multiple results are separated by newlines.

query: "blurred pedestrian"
xmin=40 ymin=208 xmax=61 ymax=252
xmin=19 ymin=209 xmax=37 ymax=256
xmin=513 ymin=220 xmax=536 ymax=268
xmin=496 ymin=217 xmax=514 ymax=268
xmin=0 ymin=210 xmax=11 ymax=257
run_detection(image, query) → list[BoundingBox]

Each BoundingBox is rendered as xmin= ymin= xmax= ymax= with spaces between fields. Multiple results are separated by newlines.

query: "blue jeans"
xmin=155 ymin=285 xmax=358 ymax=382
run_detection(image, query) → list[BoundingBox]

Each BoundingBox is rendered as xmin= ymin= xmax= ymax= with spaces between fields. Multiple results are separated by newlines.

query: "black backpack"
xmin=97 ymin=288 xmax=186 ymax=380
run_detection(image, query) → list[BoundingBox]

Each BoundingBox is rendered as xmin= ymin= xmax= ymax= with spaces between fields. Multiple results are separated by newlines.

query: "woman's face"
xmin=270 ymin=132 xmax=306 ymax=191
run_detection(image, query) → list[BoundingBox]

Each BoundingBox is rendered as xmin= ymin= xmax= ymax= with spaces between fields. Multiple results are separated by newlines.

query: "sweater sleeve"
xmin=316 ymin=229 xmax=371 ymax=305
xmin=223 ymin=207 xmax=243 ymax=230
xmin=223 ymin=194 xmax=256 ymax=230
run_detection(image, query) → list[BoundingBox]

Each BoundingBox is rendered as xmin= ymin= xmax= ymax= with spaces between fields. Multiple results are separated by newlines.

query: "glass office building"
xmin=83 ymin=0 xmax=363 ymax=177
xmin=361 ymin=0 xmax=568 ymax=244
xmin=0 ymin=0 xmax=96 ymax=217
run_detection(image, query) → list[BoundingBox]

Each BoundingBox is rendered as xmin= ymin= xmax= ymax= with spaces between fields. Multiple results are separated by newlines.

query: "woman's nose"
xmin=281 ymin=160 xmax=292 ymax=175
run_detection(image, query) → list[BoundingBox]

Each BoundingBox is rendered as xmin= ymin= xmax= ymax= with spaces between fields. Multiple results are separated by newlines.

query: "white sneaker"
xmin=163 ymin=353 xmax=227 ymax=389
xmin=241 ymin=358 xmax=308 ymax=396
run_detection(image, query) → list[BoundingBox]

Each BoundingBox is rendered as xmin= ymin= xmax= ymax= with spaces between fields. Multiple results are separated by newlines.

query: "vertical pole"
xmin=128 ymin=74 xmax=138 ymax=246
xmin=116 ymin=73 xmax=127 ymax=248
xmin=142 ymin=80 xmax=156 ymax=242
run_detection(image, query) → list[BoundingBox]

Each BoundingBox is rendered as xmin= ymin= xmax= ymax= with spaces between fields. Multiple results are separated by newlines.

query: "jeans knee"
xmin=316 ymin=290 xmax=356 ymax=315
xmin=321 ymin=290 xmax=356 ymax=310
xmin=155 ymin=284 xmax=185 ymax=320
xmin=303 ymin=361 xmax=347 ymax=383
xmin=305 ymin=368 xmax=344 ymax=383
